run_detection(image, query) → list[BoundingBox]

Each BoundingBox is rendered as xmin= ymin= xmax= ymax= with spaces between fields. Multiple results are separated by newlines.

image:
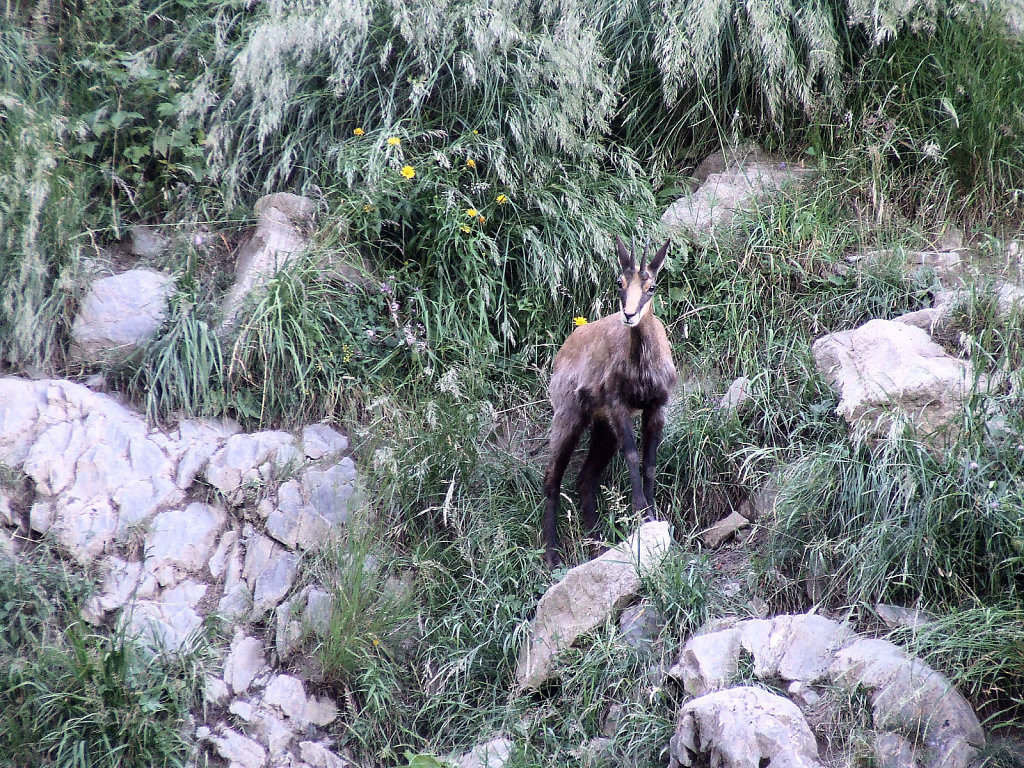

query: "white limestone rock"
xmin=224 ymin=633 xmax=267 ymax=695
xmin=144 ymin=502 xmax=226 ymax=585
xmin=668 ymin=686 xmax=823 ymax=768
xmin=813 ymin=319 xmax=974 ymax=443
xmin=69 ymin=268 xmax=175 ymax=363
xmin=263 ymin=674 xmax=338 ymax=728
xmin=830 ymin=638 xmax=984 ymax=768
xmin=455 ymin=737 xmax=514 ymax=768
xmin=516 ymin=521 xmax=673 ymax=689
xmin=301 ymin=423 xmax=349 ymax=460
xmin=221 ymin=193 xmax=316 ymax=327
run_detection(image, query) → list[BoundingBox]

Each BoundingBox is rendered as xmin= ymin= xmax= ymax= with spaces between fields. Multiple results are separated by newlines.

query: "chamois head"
xmin=615 ymin=237 xmax=670 ymax=328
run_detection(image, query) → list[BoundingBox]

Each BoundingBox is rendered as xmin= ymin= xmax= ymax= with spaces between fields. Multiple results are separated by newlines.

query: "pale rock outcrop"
xmin=668 ymin=686 xmax=824 ymax=768
xmin=662 ymin=146 xmax=814 ymax=235
xmin=203 ymin=430 xmax=301 ymax=503
xmin=831 ymin=638 xmax=985 ymax=768
xmin=70 ymin=268 xmax=174 ymax=362
xmin=224 ymin=632 xmax=268 ymax=695
xmin=516 ymin=521 xmax=673 ymax=688
xmin=301 ymin=423 xmax=350 ymax=460
xmin=701 ymin=511 xmax=750 ymax=548
xmin=221 ymin=192 xmax=316 ymax=327
xmin=812 ymin=319 xmax=974 ymax=442
xmin=144 ymin=502 xmax=227 ymax=585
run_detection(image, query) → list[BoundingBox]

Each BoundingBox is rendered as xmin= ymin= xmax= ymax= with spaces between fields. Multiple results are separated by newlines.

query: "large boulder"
xmin=70 ymin=268 xmax=174 ymax=363
xmin=831 ymin=639 xmax=985 ymax=768
xmin=812 ymin=319 xmax=974 ymax=443
xmin=516 ymin=521 xmax=673 ymax=689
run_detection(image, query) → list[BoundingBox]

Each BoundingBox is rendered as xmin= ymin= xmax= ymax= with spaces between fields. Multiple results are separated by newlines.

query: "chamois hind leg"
xmin=576 ymin=416 xmax=618 ymax=539
xmin=543 ymin=407 xmax=585 ymax=567
xmin=641 ymin=405 xmax=667 ymax=515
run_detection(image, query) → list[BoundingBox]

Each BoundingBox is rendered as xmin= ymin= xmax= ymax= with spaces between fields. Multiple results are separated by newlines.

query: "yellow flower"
xmin=362 ymin=204 xmax=373 ymax=212
xmin=401 ymin=165 xmax=415 ymax=179
xmin=460 ymin=224 xmax=471 ymax=233
xmin=387 ymin=136 xmax=401 ymax=146
xmin=573 ymin=316 xmax=588 ymax=326
xmin=353 ymin=127 xmax=365 ymax=136
xmin=473 ymin=129 xmax=479 ymax=134
xmin=466 ymin=158 xmax=476 ymax=169
xmin=466 ymin=208 xmax=478 ymax=217
xmin=496 ymin=194 xmax=508 ymax=204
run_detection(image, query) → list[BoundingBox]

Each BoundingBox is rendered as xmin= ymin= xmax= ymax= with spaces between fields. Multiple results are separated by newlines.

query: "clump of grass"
xmin=767 ymin=424 xmax=1024 ymax=609
xmin=0 ymin=552 xmax=209 ymax=768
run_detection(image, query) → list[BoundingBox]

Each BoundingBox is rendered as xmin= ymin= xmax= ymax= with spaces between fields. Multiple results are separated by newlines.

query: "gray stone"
xmin=516 ymin=521 xmax=673 ymax=689
xmin=244 ymin=535 xmax=299 ymax=617
xmin=303 ymin=587 xmax=334 ymax=637
xmin=875 ymin=603 xmax=936 ymax=632
xmin=456 ymin=737 xmax=513 ymax=768
xmin=739 ymin=614 xmax=855 ymax=684
xmin=203 ymin=431 xmax=297 ymax=500
xmin=210 ymin=726 xmax=267 ymax=768
xmin=209 ymin=530 xmax=240 ymax=579
xmin=86 ymin=556 xmax=156 ymax=616
xmin=70 ymin=269 xmax=174 ymax=362
xmin=123 ymin=580 xmax=207 ymax=653
xmin=224 ymin=633 xmax=267 ymax=695
xmin=55 ymin=497 xmax=118 ymax=563
xmin=144 ymin=502 xmax=226 ymax=584
xmin=830 ymin=638 xmax=984 ymax=768
xmin=127 ymin=225 xmax=171 ymax=258
xmin=263 ymin=674 xmax=338 ymax=728
xmin=301 ymin=424 xmax=349 ymax=460
xmin=718 ymin=376 xmax=753 ymax=411
xmin=668 ymin=628 xmax=742 ymax=696
xmin=302 ymin=458 xmax=357 ymax=525
xmin=204 ymin=676 xmax=230 ymax=706
xmin=221 ymin=193 xmax=315 ymax=327
xmin=300 ymin=741 xmax=352 ymax=768
xmin=701 ymin=511 xmax=750 ymax=548
xmin=874 ymin=731 xmax=922 ymax=768
xmin=813 ymin=319 xmax=974 ymax=443
xmin=29 ymin=501 xmax=53 ymax=534
xmin=668 ymin=686 xmax=824 ymax=768
xmin=662 ymin=147 xmax=814 ymax=235
xmin=618 ymin=600 xmax=662 ymax=650
xmin=0 ymin=491 xmax=15 ymax=528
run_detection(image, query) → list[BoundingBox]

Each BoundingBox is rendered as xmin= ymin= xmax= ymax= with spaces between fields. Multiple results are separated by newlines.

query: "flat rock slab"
xmin=669 ymin=686 xmax=824 ymax=768
xmin=812 ymin=319 xmax=973 ymax=442
xmin=516 ymin=521 xmax=673 ymax=689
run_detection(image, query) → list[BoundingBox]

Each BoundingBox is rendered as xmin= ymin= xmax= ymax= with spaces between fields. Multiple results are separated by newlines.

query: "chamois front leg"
xmin=543 ymin=407 xmax=585 ymax=567
xmin=641 ymin=405 xmax=667 ymax=514
xmin=609 ymin=406 xmax=647 ymax=515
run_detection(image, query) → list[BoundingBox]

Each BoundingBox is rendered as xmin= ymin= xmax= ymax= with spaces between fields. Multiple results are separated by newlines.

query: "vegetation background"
xmin=1 ymin=0 xmax=1023 ymax=765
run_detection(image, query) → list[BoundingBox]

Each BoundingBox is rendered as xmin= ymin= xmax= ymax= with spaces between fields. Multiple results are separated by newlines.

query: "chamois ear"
xmin=615 ymin=236 xmax=635 ymax=275
xmin=647 ymin=240 xmax=670 ymax=278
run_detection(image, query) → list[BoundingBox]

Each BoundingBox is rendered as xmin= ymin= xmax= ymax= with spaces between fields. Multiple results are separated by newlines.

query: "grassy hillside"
xmin=2 ymin=1 xmax=1024 ymax=765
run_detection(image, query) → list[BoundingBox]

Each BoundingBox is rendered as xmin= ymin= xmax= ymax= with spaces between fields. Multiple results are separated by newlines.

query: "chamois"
xmin=542 ymin=236 xmax=678 ymax=567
